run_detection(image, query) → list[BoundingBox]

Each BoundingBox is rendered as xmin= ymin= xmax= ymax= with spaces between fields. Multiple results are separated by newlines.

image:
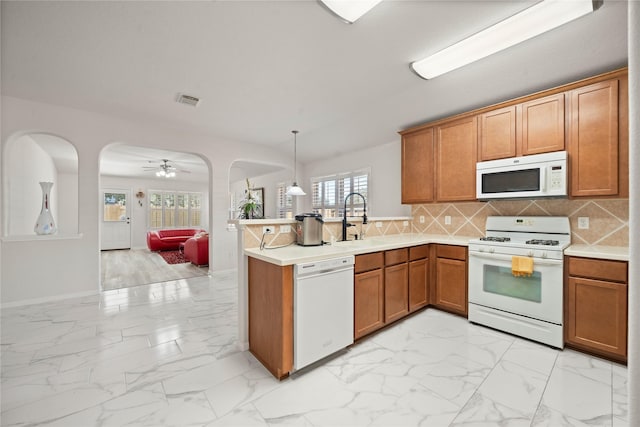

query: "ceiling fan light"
xmin=411 ymin=0 xmax=600 ymax=79
xmin=320 ymin=0 xmax=383 ymax=24
xmin=286 ymin=183 xmax=306 ymax=197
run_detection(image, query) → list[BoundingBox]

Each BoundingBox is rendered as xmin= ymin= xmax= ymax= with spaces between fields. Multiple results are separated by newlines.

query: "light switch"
xmin=419 ymin=216 xmax=425 ymax=224
xmin=444 ymin=215 xmax=451 ymax=225
xmin=280 ymin=224 xmax=291 ymax=233
xmin=375 ymin=221 xmax=383 ymax=228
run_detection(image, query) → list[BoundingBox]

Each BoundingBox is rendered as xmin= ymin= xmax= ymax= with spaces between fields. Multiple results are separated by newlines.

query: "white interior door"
xmin=101 ymin=189 xmax=131 ymax=250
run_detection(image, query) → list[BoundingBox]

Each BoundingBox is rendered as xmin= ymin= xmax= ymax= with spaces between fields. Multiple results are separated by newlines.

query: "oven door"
xmin=468 ymin=251 xmax=563 ymax=324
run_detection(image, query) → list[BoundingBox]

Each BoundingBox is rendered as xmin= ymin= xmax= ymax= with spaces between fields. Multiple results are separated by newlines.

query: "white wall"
xmin=57 ymin=172 xmax=78 ymax=235
xmin=100 ymin=175 xmax=210 ymax=249
xmin=300 ymin=140 xmax=411 ymax=218
xmin=0 ymin=96 xmax=296 ymax=305
xmin=5 ymin=136 xmax=58 ymax=235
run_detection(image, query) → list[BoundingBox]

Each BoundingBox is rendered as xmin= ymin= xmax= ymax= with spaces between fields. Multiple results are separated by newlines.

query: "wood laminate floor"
xmin=100 ymin=248 xmax=208 ymax=291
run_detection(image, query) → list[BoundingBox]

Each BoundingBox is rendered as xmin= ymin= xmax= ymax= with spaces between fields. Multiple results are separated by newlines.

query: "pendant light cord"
xmin=292 ymin=130 xmax=299 ymax=184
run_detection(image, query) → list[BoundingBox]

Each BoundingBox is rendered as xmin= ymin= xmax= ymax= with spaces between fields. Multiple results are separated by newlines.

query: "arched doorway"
xmin=99 ymin=144 xmax=211 ymax=290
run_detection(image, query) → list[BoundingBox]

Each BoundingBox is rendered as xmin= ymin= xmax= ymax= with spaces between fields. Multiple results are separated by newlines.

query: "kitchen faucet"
xmin=342 ymin=192 xmax=368 ymax=241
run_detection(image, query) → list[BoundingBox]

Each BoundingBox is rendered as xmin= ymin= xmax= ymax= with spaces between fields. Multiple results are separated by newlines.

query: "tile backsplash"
xmin=411 ymin=198 xmax=629 ymax=247
xmin=241 ymin=198 xmax=628 ymax=249
xmin=243 ymin=219 xmax=411 ymax=249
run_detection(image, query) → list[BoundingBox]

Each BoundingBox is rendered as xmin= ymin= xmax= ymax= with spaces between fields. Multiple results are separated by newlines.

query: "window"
xmin=276 ymin=183 xmax=293 ymax=219
xmin=311 ymin=169 xmax=369 ymax=218
xmin=149 ymin=191 xmax=202 ymax=228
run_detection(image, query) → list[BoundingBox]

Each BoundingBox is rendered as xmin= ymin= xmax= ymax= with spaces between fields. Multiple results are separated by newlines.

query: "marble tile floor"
xmin=1 ymin=271 xmax=628 ymax=426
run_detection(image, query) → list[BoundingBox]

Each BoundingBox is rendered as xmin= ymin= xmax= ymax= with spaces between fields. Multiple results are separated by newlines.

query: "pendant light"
xmin=286 ymin=130 xmax=306 ymax=196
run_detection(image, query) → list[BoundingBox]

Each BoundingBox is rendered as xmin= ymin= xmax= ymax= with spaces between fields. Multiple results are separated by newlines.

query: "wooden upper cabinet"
xmin=401 ymin=128 xmax=434 ymax=203
xmin=435 ymin=116 xmax=477 ymax=201
xmin=568 ymin=79 xmax=619 ymax=197
xmin=478 ymin=106 xmax=516 ymax=161
xmin=519 ymin=93 xmax=565 ymax=155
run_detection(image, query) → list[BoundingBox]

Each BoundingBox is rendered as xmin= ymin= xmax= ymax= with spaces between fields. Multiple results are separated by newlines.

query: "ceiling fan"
xmin=143 ymin=159 xmax=191 ymax=178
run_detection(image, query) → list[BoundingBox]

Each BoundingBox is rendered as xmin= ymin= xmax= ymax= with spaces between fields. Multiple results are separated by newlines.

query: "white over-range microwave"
xmin=476 ymin=151 xmax=568 ymax=200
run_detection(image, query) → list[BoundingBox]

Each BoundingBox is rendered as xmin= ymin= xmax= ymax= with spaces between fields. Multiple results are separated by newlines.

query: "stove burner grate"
xmin=479 ymin=237 xmax=511 ymax=242
xmin=525 ymin=239 xmax=560 ymax=246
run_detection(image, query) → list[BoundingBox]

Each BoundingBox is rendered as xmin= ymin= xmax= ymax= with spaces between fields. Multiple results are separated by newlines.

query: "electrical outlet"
xmin=262 ymin=226 xmax=274 ymax=235
xmin=444 ymin=215 xmax=451 ymax=225
xmin=578 ymin=217 xmax=589 ymax=229
xmin=375 ymin=221 xmax=383 ymax=228
xmin=419 ymin=215 xmax=425 ymax=224
xmin=280 ymin=224 xmax=291 ymax=233
xmin=403 ymin=221 xmax=409 ymax=227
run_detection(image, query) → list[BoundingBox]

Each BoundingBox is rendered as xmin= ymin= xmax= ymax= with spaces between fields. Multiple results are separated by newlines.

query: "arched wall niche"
xmin=2 ymin=132 xmax=79 ymax=237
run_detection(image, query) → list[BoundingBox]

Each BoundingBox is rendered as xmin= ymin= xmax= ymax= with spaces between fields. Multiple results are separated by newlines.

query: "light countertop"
xmin=244 ymin=234 xmax=472 ymax=266
xmin=564 ymin=244 xmax=629 ymax=262
xmin=245 ymin=233 xmax=630 ymax=265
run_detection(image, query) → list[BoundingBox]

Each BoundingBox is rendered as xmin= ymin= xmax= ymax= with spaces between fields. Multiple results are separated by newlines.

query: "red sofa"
xmin=184 ymin=234 xmax=209 ymax=266
xmin=146 ymin=228 xmax=206 ymax=251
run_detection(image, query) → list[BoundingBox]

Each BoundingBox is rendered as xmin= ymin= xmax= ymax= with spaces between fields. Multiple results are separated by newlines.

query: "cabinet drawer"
xmin=355 ymin=252 xmax=384 ymax=273
xmin=385 ymin=248 xmax=408 ymax=266
xmin=409 ymin=244 xmax=429 ymax=261
xmin=568 ymin=257 xmax=627 ymax=283
xmin=436 ymin=245 xmax=466 ymax=261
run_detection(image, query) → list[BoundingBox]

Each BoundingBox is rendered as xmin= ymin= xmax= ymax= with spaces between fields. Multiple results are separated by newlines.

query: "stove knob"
xmin=527 ymin=250 xmax=534 ymax=257
xmin=489 ymin=247 xmax=495 ymax=254
xmin=542 ymin=252 xmax=548 ymax=259
xmin=479 ymin=247 xmax=485 ymax=252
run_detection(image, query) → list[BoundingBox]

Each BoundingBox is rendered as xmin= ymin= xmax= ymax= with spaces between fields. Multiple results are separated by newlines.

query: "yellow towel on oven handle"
xmin=512 ymin=256 xmax=534 ymax=277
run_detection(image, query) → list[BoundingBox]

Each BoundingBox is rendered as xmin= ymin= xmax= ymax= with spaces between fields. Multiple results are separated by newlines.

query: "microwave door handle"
xmin=540 ymin=166 xmax=547 ymax=192
xmin=469 ymin=251 xmax=563 ymax=266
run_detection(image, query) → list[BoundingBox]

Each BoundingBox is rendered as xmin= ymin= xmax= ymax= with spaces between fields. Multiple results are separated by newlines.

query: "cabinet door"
xmin=402 ymin=129 xmax=434 ymax=203
xmin=354 ymin=269 xmax=384 ymax=339
xmin=435 ymin=116 xmax=478 ymax=201
xmin=478 ymin=106 xmax=516 ymax=161
xmin=435 ymin=258 xmax=467 ymax=316
xmin=566 ymin=276 xmax=627 ymax=361
xmin=384 ymin=263 xmax=409 ymax=323
xmin=520 ymin=93 xmax=565 ymax=155
xmin=568 ymin=80 xmax=619 ymax=197
xmin=409 ymin=258 xmax=428 ymax=312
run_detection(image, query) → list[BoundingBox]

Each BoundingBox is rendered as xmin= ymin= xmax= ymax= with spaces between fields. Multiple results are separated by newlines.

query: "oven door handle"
xmin=469 ymin=251 xmax=563 ymax=266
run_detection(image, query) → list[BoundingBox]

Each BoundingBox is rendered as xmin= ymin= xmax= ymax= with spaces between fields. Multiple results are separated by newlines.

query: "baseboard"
xmin=1 ymin=290 xmax=99 ymax=309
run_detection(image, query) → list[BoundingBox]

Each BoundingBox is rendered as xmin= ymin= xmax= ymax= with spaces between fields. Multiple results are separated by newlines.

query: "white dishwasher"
xmin=294 ymin=255 xmax=354 ymax=371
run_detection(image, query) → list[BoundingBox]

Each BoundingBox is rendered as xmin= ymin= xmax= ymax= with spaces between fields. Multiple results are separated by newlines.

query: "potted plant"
xmin=238 ymin=178 xmax=262 ymax=219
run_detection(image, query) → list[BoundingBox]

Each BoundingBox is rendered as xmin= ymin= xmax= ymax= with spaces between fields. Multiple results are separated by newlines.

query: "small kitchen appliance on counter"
xmin=294 ymin=213 xmax=324 ymax=246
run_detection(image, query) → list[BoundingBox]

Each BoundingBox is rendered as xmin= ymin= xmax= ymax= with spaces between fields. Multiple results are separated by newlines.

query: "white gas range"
xmin=468 ymin=216 xmax=571 ymax=348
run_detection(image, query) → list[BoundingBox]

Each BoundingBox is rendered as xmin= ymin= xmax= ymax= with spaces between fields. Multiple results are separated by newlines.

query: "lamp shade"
xmin=286 ymin=183 xmax=306 ymax=197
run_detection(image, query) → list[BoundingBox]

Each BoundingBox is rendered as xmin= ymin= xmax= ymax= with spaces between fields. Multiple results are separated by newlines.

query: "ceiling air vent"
xmin=176 ymin=93 xmax=200 ymax=107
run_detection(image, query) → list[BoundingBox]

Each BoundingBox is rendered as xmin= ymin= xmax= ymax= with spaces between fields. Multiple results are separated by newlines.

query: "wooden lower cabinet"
xmin=354 ymin=268 xmax=385 ymax=339
xmin=565 ymin=257 xmax=628 ymax=362
xmin=248 ymin=257 xmax=293 ymax=379
xmin=384 ymin=263 xmax=408 ymax=323
xmin=433 ymin=245 xmax=468 ymax=317
xmin=409 ymin=258 xmax=428 ymax=312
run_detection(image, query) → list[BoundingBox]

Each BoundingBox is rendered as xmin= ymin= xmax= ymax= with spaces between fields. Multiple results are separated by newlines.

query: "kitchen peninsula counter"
xmin=244 ymin=233 xmax=472 ymax=266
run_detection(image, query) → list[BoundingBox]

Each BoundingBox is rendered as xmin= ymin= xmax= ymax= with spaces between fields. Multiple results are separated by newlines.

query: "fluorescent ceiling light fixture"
xmin=286 ymin=130 xmax=306 ymax=197
xmin=411 ymin=0 xmax=601 ymax=79
xmin=320 ymin=0 xmax=383 ymax=24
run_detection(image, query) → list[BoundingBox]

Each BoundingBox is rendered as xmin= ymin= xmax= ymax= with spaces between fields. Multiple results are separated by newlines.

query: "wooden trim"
xmin=399 ymin=67 xmax=628 ymax=136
